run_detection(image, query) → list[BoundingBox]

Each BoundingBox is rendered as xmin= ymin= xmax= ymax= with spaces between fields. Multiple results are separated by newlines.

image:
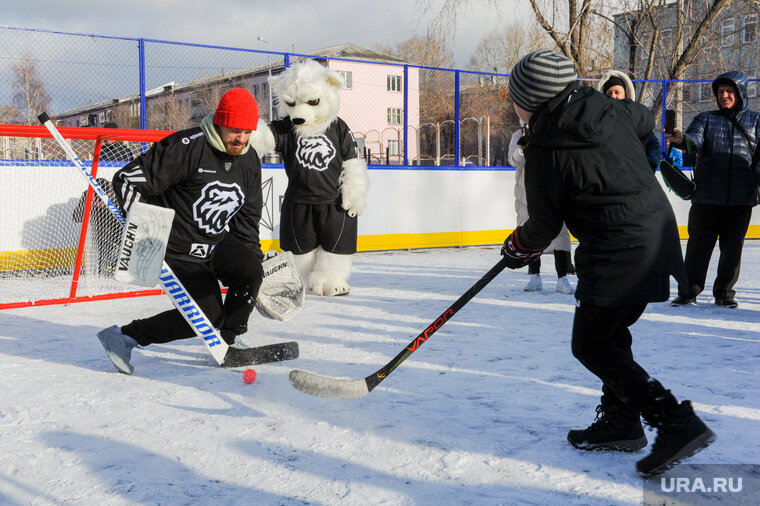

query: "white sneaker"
xmin=524 ymin=274 xmax=543 ymax=291
xmin=556 ymin=276 xmax=575 ymax=294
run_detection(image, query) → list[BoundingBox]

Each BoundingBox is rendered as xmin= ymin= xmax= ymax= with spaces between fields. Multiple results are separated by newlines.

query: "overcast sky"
xmin=4 ymin=0 xmax=526 ymax=69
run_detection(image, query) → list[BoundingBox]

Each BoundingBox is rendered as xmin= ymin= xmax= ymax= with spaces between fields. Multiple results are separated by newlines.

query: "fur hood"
xmin=596 ymin=70 xmax=636 ymax=100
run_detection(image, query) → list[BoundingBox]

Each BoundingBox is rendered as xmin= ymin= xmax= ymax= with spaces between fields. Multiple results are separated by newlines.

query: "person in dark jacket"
xmin=98 ymin=121 xmax=133 ymax=163
xmin=667 ymin=71 xmax=760 ymax=308
xmin=72 ymin=178 xmax=121 ymax=276
xmin=597 ymin=70 xmax=661 ymax=171
xmin=96 ymin=88 xmax=265 ymax=375
xmin=502 ymin=50 xmax=714 ymax=477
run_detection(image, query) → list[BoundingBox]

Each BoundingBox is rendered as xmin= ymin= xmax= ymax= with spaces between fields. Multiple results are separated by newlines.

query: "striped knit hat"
xmin=509 ymin=50 xmax=578 ymax=112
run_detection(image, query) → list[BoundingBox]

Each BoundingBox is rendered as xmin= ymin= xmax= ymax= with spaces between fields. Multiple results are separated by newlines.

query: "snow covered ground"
xmin=1 ymin=242 xmax=758 ymax=505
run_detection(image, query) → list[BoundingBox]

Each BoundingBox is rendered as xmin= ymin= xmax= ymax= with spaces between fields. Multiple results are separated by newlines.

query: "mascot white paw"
xmin=308 ymin=248 xmax=352 ymax=296
xmin=249 ymin=118 xmax=276 ymax=157
xmin=340 ymin=157 xmax=369 ymax=217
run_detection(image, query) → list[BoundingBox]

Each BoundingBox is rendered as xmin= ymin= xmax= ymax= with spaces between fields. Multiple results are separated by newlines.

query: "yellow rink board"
xmin=5 ymin=226 xmax=759 ymax=272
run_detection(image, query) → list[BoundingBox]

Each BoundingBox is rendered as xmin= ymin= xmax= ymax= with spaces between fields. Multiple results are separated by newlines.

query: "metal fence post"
xmin=661 ymin=79 xmax=668 ymax=151
xmin=403 ymin=65 xmax=409 ymax=166
xmin=139 ymin=38 xmax=147 ymax=130
xmin=454 ymin=70 xmax=460 ymax=167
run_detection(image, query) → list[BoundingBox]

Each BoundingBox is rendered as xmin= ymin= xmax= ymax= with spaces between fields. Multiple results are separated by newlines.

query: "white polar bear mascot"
xmin=253 ymin=59 xmax=369 ymax=296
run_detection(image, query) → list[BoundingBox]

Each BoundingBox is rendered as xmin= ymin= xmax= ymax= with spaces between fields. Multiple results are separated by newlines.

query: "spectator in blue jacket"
xmin=667 ymin=71 xmax=760 ymax=308
xmin=597 ymin=70 xmax=661 ymax=171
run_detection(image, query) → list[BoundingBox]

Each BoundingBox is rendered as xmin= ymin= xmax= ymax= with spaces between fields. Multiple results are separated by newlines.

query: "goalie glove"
xmin=500 ymin=226 xmax=545 ymax=269
xmin=255 ymin=251 xmax=305 ymax=321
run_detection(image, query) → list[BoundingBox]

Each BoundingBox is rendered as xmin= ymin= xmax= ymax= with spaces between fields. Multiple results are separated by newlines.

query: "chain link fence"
xmin=2 ymin=25 xmax=759 ymax=168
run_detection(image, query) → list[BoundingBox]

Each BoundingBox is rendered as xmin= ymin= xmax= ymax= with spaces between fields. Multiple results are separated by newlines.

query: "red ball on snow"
xmin=243 ymin=368 xmax=257 ymax=384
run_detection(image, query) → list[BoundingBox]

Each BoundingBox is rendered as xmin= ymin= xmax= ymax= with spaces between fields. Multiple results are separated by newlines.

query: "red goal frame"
xmin=0 ymin=124 xmax=173 ymax=310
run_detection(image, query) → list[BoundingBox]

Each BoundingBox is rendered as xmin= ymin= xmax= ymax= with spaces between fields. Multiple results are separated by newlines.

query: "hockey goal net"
xmin=0 ymin=124 xmax=171 ymax=309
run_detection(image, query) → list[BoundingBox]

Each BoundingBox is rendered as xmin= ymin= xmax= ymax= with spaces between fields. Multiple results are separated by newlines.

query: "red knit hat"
xmin=213 ymin=88 xmax=258 ymax=130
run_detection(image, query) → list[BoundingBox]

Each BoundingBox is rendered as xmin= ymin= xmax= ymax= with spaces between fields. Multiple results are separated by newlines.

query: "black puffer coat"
xmin=519 ymin=83 xmax=686 ymax=306
xmin=681 ymin=71 xmax=760 ymax=206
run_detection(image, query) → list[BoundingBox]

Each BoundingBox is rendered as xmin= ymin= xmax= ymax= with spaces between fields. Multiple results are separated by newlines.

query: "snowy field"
xmin=1 ymin=241 xmax=758 ymax=505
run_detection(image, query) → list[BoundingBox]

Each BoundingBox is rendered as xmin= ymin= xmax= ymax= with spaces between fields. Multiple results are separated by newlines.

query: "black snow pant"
xmin=571 ymin=303 xmax=668 ymax=416
xmin=122 ymin=234 xmax=263 ymax=346
xmin=678 ymin=203 xmax=752 ymax=300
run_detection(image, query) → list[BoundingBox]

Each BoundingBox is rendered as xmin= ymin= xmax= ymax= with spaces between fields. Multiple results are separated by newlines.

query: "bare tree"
xmin=417 ymin=0 xmax=609 ymax=76
xmin=610 ymin=0 xmax=735 ymax=121
xmin=374 ymin=34 xmax=454 ymax=68
xmin=12 ymin=54 xmax=52 ymax=125
xmin=421 ymin=0 xmax=737 ymax=114
xmin=146 ymin=94 xmax=194 ymax=131
xmin=467 ymin=21 xmax=552 ymax=73
xmin=0 ymin=105 xmax=21 ymax=124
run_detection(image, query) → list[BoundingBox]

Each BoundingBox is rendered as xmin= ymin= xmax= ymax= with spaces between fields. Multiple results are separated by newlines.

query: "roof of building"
xmin=308 ymin=43 xmax=405 ymax=64
xmin=56 ymin=42 xmax=406 ymax=119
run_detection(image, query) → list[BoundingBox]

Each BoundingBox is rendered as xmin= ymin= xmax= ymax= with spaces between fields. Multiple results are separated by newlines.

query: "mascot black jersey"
xmin=112 ymin=127 xmax=263 ymax=263
xmin=269 ymin=117 xmax=360 ymax=204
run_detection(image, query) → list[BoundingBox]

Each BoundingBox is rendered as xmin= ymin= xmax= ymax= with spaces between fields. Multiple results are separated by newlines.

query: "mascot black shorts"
xmin=280 ymin=199 xmax=357 ymax=255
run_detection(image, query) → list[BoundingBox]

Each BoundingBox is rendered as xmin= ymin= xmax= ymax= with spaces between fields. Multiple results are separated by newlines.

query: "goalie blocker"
xmin=114 ymin=200 xmax=175 ymax=287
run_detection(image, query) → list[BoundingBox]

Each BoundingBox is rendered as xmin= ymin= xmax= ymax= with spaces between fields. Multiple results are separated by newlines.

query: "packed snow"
xmin=1 ymin=242 xmax=758 ymax=505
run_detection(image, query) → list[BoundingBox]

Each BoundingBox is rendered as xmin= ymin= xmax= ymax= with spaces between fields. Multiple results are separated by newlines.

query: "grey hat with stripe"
xmin=509 ymin=50 xmax=578 ymax=112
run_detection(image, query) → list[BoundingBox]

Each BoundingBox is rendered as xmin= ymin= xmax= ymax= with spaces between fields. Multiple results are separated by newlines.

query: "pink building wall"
xmin=328 ymin=60 xmax=420 ymax=164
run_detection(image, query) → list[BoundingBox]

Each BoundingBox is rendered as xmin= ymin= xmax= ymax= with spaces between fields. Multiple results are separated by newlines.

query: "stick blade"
xmin=289 ymin=370 xmax=370 ymax=399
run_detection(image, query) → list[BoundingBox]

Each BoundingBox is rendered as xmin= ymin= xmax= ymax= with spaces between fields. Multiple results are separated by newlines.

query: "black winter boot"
xmin=567 ymin=403 xmax=647 ymax=452
xmin=637 ymin=398 xmax=716 ymax=477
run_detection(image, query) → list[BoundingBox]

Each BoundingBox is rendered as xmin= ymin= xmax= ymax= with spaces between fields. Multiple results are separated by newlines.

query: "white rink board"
xmin=2 ymin=164 xmax=758 ymax=254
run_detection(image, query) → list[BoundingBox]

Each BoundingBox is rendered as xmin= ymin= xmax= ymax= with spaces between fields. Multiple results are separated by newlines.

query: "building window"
xmin=387 ymin=75 xmax=402 ymax=92
xmin=748 ymin=73 xmax=758 ymax=98
xmin=337 ymin=71 xmax=352 ymax=89
xmin=129 ymin=102 xmax=140 ymax=118
xmin=700 ymin=82 xmax=712 ymax=102
xmin=661 ymin=29 xmax=673 ymax=56
xmin=387 ymin=107 xmax=402 ymax=125
xmin=387 ymin=139 xmax=400 ymax=156
xmin=253 ymin=84 xmax=259 ymax=97
xmin=745 ymin=15 xmax=757 ymax=44
xmin=722 ymin=18 xmax=735 ymax=46
xmin=682 ymin=83 xmax=691 ymax=102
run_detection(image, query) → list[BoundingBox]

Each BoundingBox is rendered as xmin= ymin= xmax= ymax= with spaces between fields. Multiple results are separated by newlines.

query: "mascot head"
xmin=269 ymin=59 xmax=343 ymax=137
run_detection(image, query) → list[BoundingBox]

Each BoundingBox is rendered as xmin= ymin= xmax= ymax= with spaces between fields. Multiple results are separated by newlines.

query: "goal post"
xmin=0 ymin=123 xmax=170 ymax=310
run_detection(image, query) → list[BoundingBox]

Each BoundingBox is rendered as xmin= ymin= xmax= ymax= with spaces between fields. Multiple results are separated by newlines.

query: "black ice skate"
xmin=568 ymin=404 xmax=647 ymax=452
xmin=637 ymin=400 xmax=716 ymax=477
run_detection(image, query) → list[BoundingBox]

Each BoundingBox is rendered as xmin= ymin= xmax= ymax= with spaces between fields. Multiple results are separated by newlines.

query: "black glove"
xmin=501 ymin=227 xmax=544 ymax=269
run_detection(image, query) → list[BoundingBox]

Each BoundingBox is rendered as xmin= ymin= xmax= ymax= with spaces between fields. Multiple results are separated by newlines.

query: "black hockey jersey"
xmin=112 ymin=127 xmax=263 ymax=262
xmin=269 ymin=117 xmax=359 ymax=204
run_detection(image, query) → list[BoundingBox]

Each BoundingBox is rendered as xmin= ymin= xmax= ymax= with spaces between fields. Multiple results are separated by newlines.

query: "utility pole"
xmin=257 ymin=36 xmax=273 ymax=122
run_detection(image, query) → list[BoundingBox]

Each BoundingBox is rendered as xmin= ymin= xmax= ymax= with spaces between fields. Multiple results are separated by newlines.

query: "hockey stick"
xmin=289 ymin=256 xmax=510 ymax=398
xmin=39 ymin=113 xmax=232 ymax=364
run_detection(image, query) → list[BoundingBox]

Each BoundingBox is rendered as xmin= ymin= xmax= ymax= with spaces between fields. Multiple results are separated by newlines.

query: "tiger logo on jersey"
xmin=193 ymin=182 xmax=245 ymax=235
xmin=295 ymin=134 xmax=336 ymax=172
